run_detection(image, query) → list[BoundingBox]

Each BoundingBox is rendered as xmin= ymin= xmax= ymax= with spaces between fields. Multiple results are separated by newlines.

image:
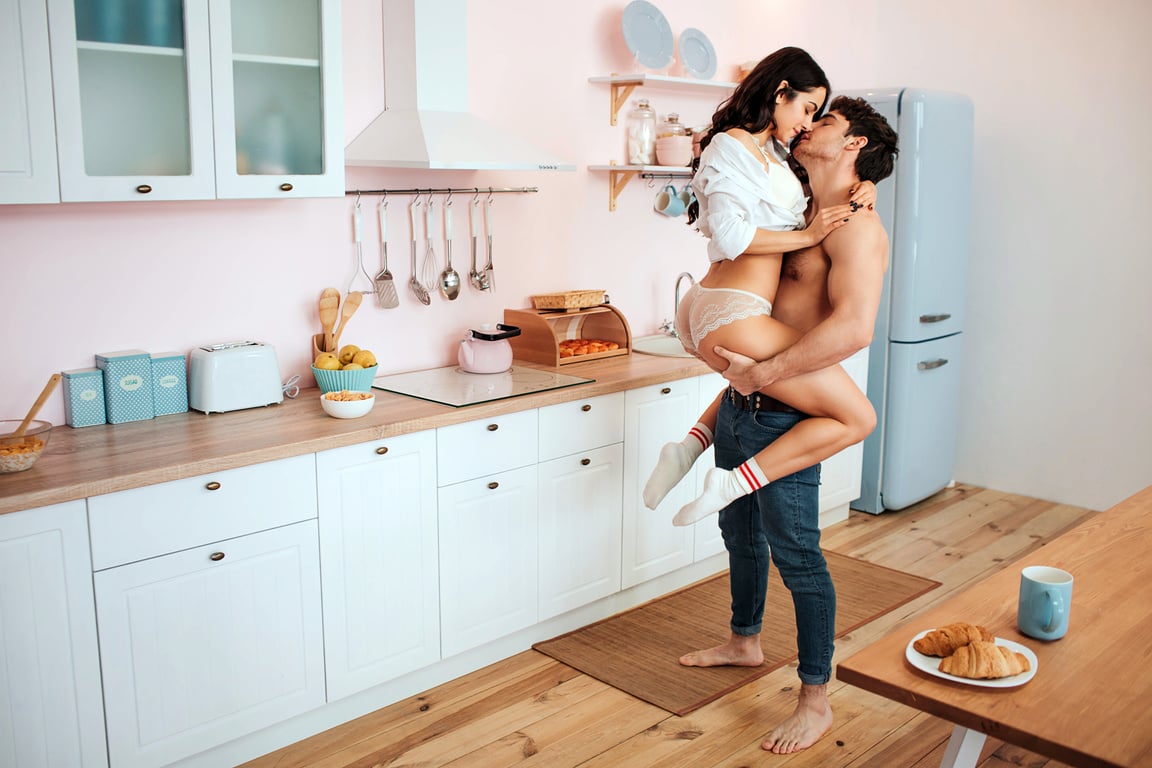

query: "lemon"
xmin=338 ymin=344 xmax=360 ymax=365
xmin=314 ymin=352 xmax=341 ymax=370
xmin=352 ymin=349 xmax=377 ymax=368
xmin=342 ymin=362 xmax=364 ymax=370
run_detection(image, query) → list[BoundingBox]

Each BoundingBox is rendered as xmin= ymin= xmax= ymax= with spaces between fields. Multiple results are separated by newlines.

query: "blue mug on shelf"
xmin=1017 ymin=565 xmax=1073 ymax=640
xmin=654 ymin=184 xmax=687 ymax=217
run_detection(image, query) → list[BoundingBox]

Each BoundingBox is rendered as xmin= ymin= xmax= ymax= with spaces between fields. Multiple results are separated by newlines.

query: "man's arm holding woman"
xmin=717 ymin=221 xmax=888 ymax=394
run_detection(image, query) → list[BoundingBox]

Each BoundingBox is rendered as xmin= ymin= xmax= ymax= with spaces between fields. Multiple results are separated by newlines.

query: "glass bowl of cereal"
xmin=0 ymin=420 xmax=52 ymax=473
xmin=320 ymin=390 xmax=375 ymax=419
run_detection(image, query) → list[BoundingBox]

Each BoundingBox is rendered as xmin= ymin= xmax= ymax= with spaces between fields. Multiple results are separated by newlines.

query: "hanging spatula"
xmin=373 ymin=199 xmax=399 ymax=308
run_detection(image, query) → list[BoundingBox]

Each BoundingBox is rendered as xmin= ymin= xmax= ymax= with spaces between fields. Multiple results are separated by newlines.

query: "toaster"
xmin=188 ymin=341 xmax=283 ymax=414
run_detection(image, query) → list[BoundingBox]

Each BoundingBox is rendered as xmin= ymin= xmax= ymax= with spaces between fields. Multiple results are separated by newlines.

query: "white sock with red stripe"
xmin=643 ymin=423 xmax=713 ymax=509
xmin=673 ymin=460 xmax=770 ymax=526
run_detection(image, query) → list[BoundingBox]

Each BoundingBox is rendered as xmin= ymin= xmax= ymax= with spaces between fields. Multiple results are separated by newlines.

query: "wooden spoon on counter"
xmin=318 ymin=287 xmax=340 ymax=353
xmin=13 ymin=373 xmax=62 ymax=436
xmin=331 ymin=290 xmax=363 ymax=352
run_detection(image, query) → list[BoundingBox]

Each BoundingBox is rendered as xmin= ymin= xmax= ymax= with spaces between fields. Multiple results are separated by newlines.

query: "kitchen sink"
xmin=631 ymin=334 xmax=694 ymax=358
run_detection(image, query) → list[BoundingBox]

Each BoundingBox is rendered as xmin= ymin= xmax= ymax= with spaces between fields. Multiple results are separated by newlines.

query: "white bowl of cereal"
xmin=319 ymin=390 xmax=375 ymax=419
xmin=0 ymin=420 xmax=51 ymax=473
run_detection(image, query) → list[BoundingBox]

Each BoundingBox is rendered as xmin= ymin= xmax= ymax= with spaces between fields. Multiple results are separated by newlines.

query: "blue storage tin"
xmin=95 ymin=349 xmax=155 ymax=424
xmin=150 ymin=352 xmax=188 ymax=416
xmin=62 ymin=368 xmax=107 ymax=428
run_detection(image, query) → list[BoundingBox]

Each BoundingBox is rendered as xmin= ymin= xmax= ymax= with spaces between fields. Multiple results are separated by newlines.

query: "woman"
xmin=643 ymin=47 xmax=877 ymax=525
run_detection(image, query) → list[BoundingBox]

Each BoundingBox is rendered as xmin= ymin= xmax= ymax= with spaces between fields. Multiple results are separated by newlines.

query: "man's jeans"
xmin=714 ymin=397 xmax=835 ymax=685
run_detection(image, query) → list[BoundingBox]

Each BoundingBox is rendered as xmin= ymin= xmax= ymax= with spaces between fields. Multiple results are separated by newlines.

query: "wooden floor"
xmin=243 ymin=485 xmax=1093 ymax=768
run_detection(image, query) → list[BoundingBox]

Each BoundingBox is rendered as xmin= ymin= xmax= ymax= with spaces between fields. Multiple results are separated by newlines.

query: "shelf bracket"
xmin=606 ymin=167 xmax=640 ymax=211
xmin=609 ymin=82 xmax=639 ymax=126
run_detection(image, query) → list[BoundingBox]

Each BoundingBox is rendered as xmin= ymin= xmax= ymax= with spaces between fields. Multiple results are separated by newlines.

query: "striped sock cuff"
xmin=687 ymin=422 xmax=713 ymax=451
xmin=734 ymin=459 xmax=770 ymax=493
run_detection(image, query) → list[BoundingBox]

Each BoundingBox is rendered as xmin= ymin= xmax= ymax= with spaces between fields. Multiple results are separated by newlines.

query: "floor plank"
xmin=242 ymin=486 xmax=1094 ymax=768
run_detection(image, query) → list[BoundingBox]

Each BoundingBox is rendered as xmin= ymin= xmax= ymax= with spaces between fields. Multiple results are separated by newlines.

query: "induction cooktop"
xmin=372 ymin=365 xmax=594 ymax=408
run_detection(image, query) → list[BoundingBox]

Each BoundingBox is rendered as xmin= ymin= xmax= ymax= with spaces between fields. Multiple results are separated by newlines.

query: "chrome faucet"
xmin=660 ymin=272 xmax=695 ymax=337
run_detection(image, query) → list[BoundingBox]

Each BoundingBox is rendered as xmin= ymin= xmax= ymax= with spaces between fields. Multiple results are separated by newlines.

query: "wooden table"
xmin=837 ymin=485 xmax=1152 ymax=768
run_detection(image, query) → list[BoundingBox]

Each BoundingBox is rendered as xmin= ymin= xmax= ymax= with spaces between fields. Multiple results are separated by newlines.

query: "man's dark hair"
xmin=830 ymin=95 xmax=899 ymax=184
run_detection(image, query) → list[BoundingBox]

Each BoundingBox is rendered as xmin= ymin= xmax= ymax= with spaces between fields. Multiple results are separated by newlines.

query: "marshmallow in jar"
xmin=626 ymin=98 xmax=656 ymax=165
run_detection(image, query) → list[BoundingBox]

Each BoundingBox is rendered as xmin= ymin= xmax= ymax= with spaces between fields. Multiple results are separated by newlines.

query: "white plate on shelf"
xmin=679 ymin=28 xmax=716 ymax=79
xmin=621 ymin=0 xmax=674 ymax=70
xmin=905 ymin=630 xmax=1038 ymax=689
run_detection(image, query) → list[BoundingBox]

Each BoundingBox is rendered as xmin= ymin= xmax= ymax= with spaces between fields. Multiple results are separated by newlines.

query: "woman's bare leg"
xmin=674 ymin=315 xmax=874 ymax=526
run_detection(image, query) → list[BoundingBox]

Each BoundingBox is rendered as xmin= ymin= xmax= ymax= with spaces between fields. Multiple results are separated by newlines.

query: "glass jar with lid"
xmin=655 ymin=112 xmax=693 ymax=167
xmin=657 ymin=112 xmax=688 ymax=138
xmin=626 ymin=98 xmax=656 ymax=165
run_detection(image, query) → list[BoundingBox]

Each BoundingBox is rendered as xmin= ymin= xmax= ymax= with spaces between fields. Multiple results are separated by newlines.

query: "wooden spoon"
xmin=318 ymin=287 xmax=340 ymax=353
xmin=14 ymin=373 xmax=61 ymax=437
xmin=331 ymin=290 xmax=363 ymax=352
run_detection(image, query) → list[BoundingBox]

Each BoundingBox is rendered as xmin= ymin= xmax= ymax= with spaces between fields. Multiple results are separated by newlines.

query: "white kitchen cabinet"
xmin=46 ymin=0 xmax=342 ymax=202
xmin=0 ymin=501 xmax=107 ymax=768
xmin=94 ymin=520 xmax=324 ymax=768
xmin=0 ymin=0 xmax=60 ymax=204
xmin=437 ymin=408 xmax=539 ymax=486
xmin=316 ymin=430 xmax=440 ymax=702
xmin=538 ymin=443 xmax=623 ymax=621
xmin=621 ymin=378 xmax=699 ymax=588
xmin=438 ymin=465 xmax=538 ymax=658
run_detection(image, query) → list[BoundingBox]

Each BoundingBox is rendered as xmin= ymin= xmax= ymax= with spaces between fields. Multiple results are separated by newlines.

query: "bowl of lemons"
xmin=312 ymin=344 xmax=379 ymax=394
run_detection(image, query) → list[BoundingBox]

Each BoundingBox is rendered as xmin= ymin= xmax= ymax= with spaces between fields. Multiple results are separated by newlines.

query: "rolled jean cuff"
xmin=731 ymin=622 xmax=762 ymax=637
xmin=797 ymin=668 xmax=832 ymax=686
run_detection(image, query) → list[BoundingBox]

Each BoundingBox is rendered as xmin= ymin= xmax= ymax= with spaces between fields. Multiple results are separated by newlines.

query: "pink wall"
xmin=0 ymin=0 xmax=874 ymax=426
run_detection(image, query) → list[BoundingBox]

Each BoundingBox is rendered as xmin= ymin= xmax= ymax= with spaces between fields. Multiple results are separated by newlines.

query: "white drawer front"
xmin=88 ymin=454 xmax=317 ymax=569
xmin=436 ymin=409 xmax=538 ymax=486
xmin=538 ymin=392 xmax=625 ymax=461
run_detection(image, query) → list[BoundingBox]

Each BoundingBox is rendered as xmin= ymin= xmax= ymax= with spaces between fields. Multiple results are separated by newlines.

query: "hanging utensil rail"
xmin=345 ymin=186 xmax=538 ymax=197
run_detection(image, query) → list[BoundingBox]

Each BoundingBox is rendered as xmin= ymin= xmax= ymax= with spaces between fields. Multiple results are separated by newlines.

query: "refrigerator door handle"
xmin=917 ymin=358 xmax=949 ymax=371
xmin=919 ymin=313 xmax=952 ymax=323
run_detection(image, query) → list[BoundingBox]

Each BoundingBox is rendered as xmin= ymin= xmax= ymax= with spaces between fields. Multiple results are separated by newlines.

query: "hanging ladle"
xmin=439 ymin=194 xmax=461 ymax=300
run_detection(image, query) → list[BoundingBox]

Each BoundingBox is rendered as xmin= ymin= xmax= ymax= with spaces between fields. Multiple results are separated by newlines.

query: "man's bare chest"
xmin=775 ymin=247 xmax=831 ymax=332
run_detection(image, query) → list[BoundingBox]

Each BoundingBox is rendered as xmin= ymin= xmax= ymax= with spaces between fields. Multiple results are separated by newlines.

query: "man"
xmin=679 ymin=96 xmax=899 ymax=755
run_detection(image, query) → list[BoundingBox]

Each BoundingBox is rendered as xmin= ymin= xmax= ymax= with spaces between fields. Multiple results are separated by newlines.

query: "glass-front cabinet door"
xmin=48 ymin=0 xmax=216 ymax=201
xmin=210 ymin=0 xmax=343 ymax=198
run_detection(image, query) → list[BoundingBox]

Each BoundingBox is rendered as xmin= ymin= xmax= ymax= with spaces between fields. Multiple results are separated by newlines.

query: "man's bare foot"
xmin=761 ymin=683 xmax=833 ymax=754
xmin=678 ymin=633 xmax=764 ymax=667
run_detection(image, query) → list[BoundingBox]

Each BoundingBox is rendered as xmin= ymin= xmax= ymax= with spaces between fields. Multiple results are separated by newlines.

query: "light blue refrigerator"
xmin=841 ymin=88 xmax=974 ymax=513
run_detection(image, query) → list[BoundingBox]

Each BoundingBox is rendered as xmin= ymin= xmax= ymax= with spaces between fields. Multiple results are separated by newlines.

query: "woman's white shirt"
xmin=691 ymin=133 xmax=808 ymax=263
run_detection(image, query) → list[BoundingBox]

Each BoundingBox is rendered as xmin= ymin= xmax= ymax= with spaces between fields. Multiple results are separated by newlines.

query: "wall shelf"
xmin=588 ymin=164 xmax=692 ymax=211
xmin=589 ymin=74 xmax=737 ymax=125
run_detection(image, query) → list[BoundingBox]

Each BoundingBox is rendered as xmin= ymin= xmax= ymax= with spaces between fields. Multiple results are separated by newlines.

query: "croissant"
xmin=938 ymin=640 xmax=1031 ymax=680
xmin=913 ymin=622 xmax=994 ymax=656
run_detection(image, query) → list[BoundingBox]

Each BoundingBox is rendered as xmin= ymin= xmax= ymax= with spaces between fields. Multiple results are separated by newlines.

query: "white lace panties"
xmin=674 ymin=283 xmax=773 ymax=356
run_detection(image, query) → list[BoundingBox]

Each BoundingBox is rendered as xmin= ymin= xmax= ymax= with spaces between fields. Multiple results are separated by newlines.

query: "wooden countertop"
xmin=1 ymin=354 xmax=710 ymax=516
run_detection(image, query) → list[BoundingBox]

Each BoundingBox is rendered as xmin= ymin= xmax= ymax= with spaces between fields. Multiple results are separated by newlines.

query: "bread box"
xmin=504 ymin=298 xmax=631 ymax=367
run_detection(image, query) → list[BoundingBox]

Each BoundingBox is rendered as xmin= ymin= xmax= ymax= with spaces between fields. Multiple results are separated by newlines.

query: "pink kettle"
xmin=457 ymin=323 xmax=521 ymax=374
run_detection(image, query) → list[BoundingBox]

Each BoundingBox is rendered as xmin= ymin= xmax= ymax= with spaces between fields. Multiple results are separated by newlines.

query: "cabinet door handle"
xmin=205 ymin=481 xmax=221 ymax=491
xmin=375 ymin=446 xmax=389 ymax=455
xmin=917 ymin=358 xmax=949 ymax=371
xmin=487 ymin=481 xmax=499 ymax=490
xmin=580 ymin=458 xmax=591 ymax=466
xmin=660 ymin=387 xmax=672 ymax=395
xmin=919 ymin=313 xmax=952 ymax=323
xmin=486 ymin=423 xmax=499 ymax=431
xmin=209 ymin=552 xmax=225 ymax=562
xmin=136 ymin=184 xmax=152 ymax=194
xmin=279 ymin=183 xmax=294 ymax=192
xmin=581 ymin=404 xmax=592 ymax=412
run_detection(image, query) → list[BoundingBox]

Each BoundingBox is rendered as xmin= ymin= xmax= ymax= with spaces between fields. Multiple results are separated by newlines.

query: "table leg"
xmin=940 ymin=725 xmax=986 ymax=768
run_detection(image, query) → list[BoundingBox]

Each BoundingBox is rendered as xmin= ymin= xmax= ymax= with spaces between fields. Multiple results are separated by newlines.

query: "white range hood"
xmin=345 ymin=0 xmax=575 ymax=171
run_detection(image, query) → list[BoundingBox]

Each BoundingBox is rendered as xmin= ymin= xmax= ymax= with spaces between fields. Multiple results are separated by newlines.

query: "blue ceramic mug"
xmin=1017 ymin=565 xmax=1073 ymax=640
xmin=654 ymin=184 xmax=687 ymax=217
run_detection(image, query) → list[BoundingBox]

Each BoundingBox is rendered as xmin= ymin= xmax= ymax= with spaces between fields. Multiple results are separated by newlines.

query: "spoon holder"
xmin=504 ymin=304 xmax=631 ymax=367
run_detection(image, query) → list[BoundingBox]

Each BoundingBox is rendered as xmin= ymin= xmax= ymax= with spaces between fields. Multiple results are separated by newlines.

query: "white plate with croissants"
xmin=905 ymin=622 xmax=1038 ymax=688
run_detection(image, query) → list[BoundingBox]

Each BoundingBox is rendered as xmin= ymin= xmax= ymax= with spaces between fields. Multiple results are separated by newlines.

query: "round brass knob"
xmin=136 ymin=184 xmax=153 ymax=194
xmin=488 ymin=482 xmax=499 ymax=490
xmin=660 ymin=387 xmax=672 ymax=395
xmin=486 ymin=423 xmax=499 ymax=431
xmin=581 ymin=404 xmax=592 ymax=412
xmin=376 ymin=446 xmax=389 ymax=455
xmin=279 ymin=183 xmax=293 ymax=192
xmin=580 ymin=458 xmax=591 ymax=466
xmin=209 ymin=552 xmax=225 ymax=562
xmin=205 ymin=481 xmax=221 ymax=491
